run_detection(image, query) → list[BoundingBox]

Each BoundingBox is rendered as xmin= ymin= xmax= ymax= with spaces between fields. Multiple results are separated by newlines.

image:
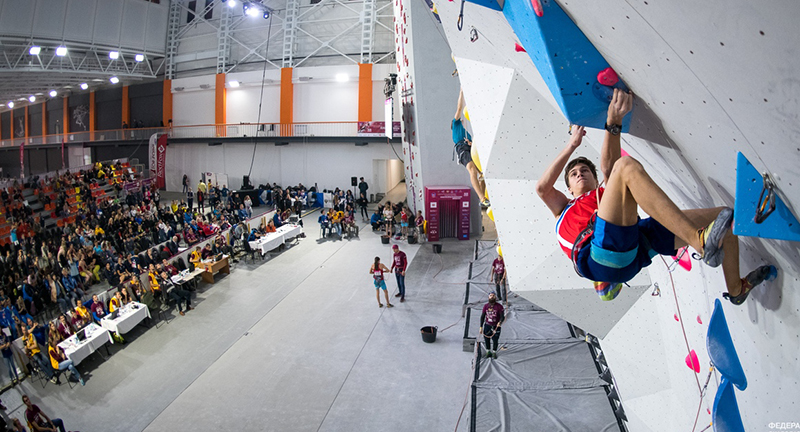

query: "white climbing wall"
xmin=392 ymin=0 xmax=482 ymax=233
xmin=430 ymin=0 xmax=800 ymax=431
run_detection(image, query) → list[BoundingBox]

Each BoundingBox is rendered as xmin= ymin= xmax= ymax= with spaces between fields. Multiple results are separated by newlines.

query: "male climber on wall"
xmin=453 ymin=89 xmax=489 ymax=207
xmin=535 ymin=88 xmax=774 ymax=305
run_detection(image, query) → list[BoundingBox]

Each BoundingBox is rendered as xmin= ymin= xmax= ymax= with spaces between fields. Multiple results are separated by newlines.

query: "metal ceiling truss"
xmin=168 ymin=0 xmax=394 ymax=77
xmin=0 ymin=38 xmax=164 ymax=103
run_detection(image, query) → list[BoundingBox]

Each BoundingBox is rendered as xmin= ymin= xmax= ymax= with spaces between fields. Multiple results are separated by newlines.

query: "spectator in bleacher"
xmin=187 ymin=187 xmax=194 ymax=211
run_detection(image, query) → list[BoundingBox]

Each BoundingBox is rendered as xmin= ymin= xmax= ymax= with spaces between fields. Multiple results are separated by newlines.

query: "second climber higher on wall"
xmin=535 ymin=88 xmax=776 ymax=304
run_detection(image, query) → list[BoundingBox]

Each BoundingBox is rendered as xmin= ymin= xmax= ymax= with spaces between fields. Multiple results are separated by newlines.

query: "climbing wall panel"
xmin=433 ymin=0 xmax=800 ymax=430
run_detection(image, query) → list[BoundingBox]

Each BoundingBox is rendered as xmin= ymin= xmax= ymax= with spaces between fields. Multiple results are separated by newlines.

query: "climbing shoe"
xmin=698 ymin=207 xmax=733 ymax=268
xmin=723 ymin=265 xmax=777 ymax=305
xmin=481 ymin=199 xmax=491 ymax=208
xmin=485 ymin=350 xmax=492 ymax=359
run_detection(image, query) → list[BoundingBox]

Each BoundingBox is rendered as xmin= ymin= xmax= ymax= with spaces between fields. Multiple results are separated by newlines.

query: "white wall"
xmin=226 ymin=69 xmax=282 ymax=124
xmin=172 ymin=75 xmax=216 ymax=126
xmin=292 ymin=65 xmax=360 ymax=122
xmin=164 ymin=142 xmax=400 ymax=194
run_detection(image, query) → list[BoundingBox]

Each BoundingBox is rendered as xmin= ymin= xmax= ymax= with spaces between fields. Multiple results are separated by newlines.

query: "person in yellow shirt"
xmin=108 ymin=291 xmax=125 ymax=313
xmin=73 ymin=299 xmax=91 ymax=328
xmin=48 ymin=341 xmax=85 ymax=386
xmin=23 ymin=327 xmax=58 ymax=384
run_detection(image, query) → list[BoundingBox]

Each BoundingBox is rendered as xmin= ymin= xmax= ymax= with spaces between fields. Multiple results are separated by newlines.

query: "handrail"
xmin=0 ymin=121 xmax=400 ymax=148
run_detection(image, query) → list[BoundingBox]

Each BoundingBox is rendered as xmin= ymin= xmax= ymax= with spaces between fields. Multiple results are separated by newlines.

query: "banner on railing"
xmin=148 ymin=133 xmax=168 ymax=189
xmin=357 ymin=122 xmax=402 ymax=137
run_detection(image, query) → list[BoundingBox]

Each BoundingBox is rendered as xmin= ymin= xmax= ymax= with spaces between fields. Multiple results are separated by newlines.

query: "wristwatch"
xmin=604 ymin=122 xmax=622 ymax=136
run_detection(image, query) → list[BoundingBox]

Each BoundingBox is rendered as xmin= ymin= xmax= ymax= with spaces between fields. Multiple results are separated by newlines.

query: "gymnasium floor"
xmin=1 ymin=206 xmax=480 ymax=432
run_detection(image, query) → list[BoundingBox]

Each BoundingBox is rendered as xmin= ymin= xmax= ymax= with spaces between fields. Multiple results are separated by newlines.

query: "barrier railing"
xmin=0 ymin=121 xmax=392 ymax=147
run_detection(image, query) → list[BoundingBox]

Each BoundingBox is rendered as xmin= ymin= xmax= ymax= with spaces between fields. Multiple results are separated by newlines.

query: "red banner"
xmin=155 ymin=134 xmax=167 ymax=189
xmin=357 ymin=121 xmax=402 ymax=137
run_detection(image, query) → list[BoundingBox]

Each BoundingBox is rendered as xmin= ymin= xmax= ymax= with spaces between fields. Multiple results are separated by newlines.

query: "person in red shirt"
xmin=490 ymin=255 xmax=507 ymax=303
xmin=22 ymin=394 xmax=66 ymax=432
xmin=536 ymin=89 xmax=774 ymax=304
xmin=390 ymin=245 xmax=408 ymax=302
xmin=480 ymin=293 xmax=505 ymax=359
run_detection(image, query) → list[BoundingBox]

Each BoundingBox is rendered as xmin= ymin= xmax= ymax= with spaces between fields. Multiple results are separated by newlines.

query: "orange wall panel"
xmin=358 ymin=63 xmax=373 ymax=122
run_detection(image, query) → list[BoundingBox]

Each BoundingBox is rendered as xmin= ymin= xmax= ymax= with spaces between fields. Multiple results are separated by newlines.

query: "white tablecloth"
xmin=276 ymin=224 xmax=302 ymax=239
xmin=250 ymin=233 xmax=284 ymax=254
xmin=57 ymin=323 xmax=113 ymax=366
xmin=172 ymin=268 xmax=205 ymax=285
xmin=101 ymin=302 xmax=151 ymax=335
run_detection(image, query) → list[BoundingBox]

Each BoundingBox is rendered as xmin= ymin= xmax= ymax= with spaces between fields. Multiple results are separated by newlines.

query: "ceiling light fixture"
xmin=80 ymin=83 xmax=89 ymax=90
xmin=135 ymin=54 xmax=145 ymax=62
xmin=228 ymin=80 xmax=240 ymax=88
xmin=110 ymin=76 xmax=120 ymax=84
xmin=49 ymin=90 xmax=58 ymax=98
xmin=29 ymin=96 xmax=36 ymax=103
xmin=55 ymin=46 xmax=68 ymax=56
xmin=227 ymin=0 xmax=236 ymax=6
xmin=7 ymin=102 xmax=14 ymax=109
xmin=243 ymin=1 xmax=271 ymax=19
xmin=109 ymin=51 xmax=119 ymax=59
xmin=29 ymin=46 xmax=41 ymax=55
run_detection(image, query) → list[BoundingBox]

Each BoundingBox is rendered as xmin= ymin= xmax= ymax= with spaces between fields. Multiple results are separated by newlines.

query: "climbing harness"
xmin=755 ymin=172 xmax=776 ymax=223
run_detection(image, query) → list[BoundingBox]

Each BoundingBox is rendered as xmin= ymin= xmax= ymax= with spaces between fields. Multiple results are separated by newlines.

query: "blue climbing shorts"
xmin=576 ymin=215 xmax=677 ymax=284
xmin=374 ymin=280 xmax=387 ymax=290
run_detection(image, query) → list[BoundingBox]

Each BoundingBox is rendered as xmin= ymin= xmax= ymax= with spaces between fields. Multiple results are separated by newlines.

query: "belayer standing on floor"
xmin=390 ymin=245 xmax=407 ymax=302
xmin=480 ymin=293 xmax=505 ymax=359
xmin=536 ymin=89 xmax=775 ymax=304
xmin=490 ymin=254 xmax=507 ymax=304
xmin=370 ymin=257 xmax=393 ymax=308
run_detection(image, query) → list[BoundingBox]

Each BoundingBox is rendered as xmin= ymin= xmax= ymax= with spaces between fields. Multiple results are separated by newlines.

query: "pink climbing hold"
xmin=515 ymin=42 xmax=527 ymax=53
xmin=696 ymin=315 xmax=703 ymax=324
xmin=707 ymin=408 xmax=711 ymax=415
xmin=685 ymin=349 xmax=700 ymax=373
xmin=620 ymin=148 xmax=630 ymax=158
xmin=531 ymin=0 xmax=543 ymax=17
xmin=597 ymin=67 xmax=620 ymax=86
xmin=672 ymin=247 xmax=692 ymax=271
xmin=674 ymin=314 xmax=679 ymax=322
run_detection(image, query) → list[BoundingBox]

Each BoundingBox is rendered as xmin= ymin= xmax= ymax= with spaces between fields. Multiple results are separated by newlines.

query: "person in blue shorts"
xmin=370 ymin=257 xmax=393 ymax=308
xmin=453 ymin=89 xmax=489 ymax=207
xmin=536 ymin=89 xmax=774 ymax=305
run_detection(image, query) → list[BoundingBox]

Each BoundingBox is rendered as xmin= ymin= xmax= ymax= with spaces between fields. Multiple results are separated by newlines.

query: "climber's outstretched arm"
xmin=455 ymin=89 xmax=465 ymax=121
xmin=600 ymin=89 xmax=633 ymax=182
xmin=536 ymin=126 xmax=586 ymax=217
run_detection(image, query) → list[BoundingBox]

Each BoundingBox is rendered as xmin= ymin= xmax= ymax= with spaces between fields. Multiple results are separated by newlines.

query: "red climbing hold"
xmin=597 ymin=67 xmax=620 ymax=86
xmin=515 ymin=42 xmax=527 ymax=53
xmin=685 ymin=349 xmax=700 ymax=373
xmin=696 ymin=315 xmax=703 ymax=324
xmin=674 ymin=314 xmax=679 ymax=322
xmin=531 ymin=0 xmax=543 ymax=17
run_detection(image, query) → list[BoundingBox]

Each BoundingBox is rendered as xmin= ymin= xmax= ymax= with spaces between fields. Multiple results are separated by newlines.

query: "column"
xmin=358 ymin=63 xmax=373 ymax=122
xmin=215 ymin=73 xmax=226 ymax=137
xmin=121 ymin=86 xmax=130 ymax=128
xmin=280 ymin=67 xmax=293 ymax=136
xmin=90 ymin=91 xmax=97 ymax=140
xmin=163 ymin=79 xmax=173 ymax=129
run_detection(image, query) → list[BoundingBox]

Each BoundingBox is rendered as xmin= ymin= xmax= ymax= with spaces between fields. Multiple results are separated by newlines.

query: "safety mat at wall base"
xmin=471 ymin=386 xmax=620 ymax=432
xmin=466 ymin=307 xmax=574 ymax=341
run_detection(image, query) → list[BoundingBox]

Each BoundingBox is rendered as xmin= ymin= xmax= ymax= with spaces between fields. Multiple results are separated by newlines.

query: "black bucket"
xmin=432 ymin=244 xmax=442 ymax=253
xmin=421 ymin=326 xmax=438 ymax=343
xmin=381 ymin=235 xmax=390 ymax=244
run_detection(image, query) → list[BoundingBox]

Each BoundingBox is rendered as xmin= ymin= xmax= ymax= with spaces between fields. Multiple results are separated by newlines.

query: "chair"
xmin=243 ymin=240 xmax=260 ymax=263
xmin=175 ymin=257 xmax=187 ymax=272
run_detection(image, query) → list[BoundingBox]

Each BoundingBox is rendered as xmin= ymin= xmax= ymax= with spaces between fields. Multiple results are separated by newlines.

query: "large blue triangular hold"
xmin=464 ymin=0 xmax=504 ymax=11
xmin=734 ymin=152 xmax=800 ymax=242
xmin=712 ymin=378 xmax=745 ymax=432
xmin=707 ymin=299 xmax=747 ymax=391
xmin=500 ymin=0 xmax=632 ymax=131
